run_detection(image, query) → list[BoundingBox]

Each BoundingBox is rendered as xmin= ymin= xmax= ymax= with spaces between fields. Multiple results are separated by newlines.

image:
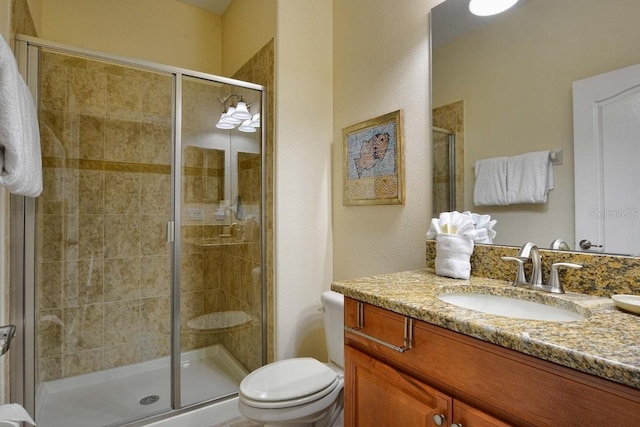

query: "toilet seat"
xmin=240 ymin=358 xmax=339 ymax=409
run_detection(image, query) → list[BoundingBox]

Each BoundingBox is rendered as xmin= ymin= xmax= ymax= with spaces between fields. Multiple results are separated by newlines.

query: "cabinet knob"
xmin=450 ymin=423 xmax=463 ymax=427
xmin=432 ymin=414 xmax=446 ymax=426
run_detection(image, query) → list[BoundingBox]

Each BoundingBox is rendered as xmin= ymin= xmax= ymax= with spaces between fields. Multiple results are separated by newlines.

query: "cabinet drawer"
xmin=345 ymin=298 xmax=411 ymax=352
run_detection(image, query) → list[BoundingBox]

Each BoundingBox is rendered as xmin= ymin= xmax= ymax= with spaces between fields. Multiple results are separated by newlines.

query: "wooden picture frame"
xmin=342 ymin=110 xmax=404 ymax=205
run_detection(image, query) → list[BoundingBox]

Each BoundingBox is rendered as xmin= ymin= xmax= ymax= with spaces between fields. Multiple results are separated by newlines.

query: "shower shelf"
xmin=187 ymin=237 xmax=250 ymax=247
xmin=187 ymin=311 xmax=254 ymax=332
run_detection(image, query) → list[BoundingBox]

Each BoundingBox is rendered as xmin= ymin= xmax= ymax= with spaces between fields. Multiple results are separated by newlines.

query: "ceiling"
xmin=177 ymin=0 xmax=232 ymax=15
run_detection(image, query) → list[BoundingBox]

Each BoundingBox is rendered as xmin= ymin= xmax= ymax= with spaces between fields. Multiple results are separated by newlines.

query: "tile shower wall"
xmin=36 ymin=51 xmax=173 ymax=382
xmin=233 ymin=39 xmax=274 ymax=364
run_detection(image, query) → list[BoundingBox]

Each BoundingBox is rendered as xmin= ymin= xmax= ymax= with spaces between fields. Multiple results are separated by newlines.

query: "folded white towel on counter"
xmin=463 ymin=211 xmax=497 ymax=244
xmin=435 ymin=234 xmax=474 ymax=279
xmin=506 ymin=150 xmax=553 ymax=204
xmin=0 ymin=403 xmax=36 ymax=426
xmin=0 ymin=35 xmax=42 ymax=197
xmin=473 ymin=156 xmax=508 ymax=206
xmin=426 ymin=211 xmax=476 ymax=279
xmin=426 ymin=211 xmax=476 ymax=240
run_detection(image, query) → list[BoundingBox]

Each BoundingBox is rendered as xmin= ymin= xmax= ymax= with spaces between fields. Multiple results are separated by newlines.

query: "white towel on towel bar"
xmin=473 ymin=156 xmax=508 ymax=206
xmin=0 ymin=35 xmax=43 ymax=197
xmin=506 ymin=150 xmax=554 ymax=204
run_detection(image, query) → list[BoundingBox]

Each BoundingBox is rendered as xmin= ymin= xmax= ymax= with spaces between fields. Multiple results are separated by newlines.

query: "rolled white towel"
xmin=435 ymin=234 xmax=474 ymax=279
xmin=0 ymin=35 xmax=42 ymax=197
xmin=0 ymin=404 xmax=35 ymax=426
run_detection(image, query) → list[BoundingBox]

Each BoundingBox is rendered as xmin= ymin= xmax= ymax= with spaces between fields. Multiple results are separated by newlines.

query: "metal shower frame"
xmin=10 ymin=34 xmax=268 ymax=426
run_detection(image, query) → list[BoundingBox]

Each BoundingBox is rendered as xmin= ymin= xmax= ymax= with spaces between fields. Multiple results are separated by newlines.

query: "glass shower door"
xmin=33 ymin=48 xmax=174 ymax=426
xmin=179 ymin=76 xmax=263 ymax=406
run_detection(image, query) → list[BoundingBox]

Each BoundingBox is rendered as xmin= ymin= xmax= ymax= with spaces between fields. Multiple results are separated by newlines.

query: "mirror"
xmin=431 ymin=0 xmax=640 ymax=254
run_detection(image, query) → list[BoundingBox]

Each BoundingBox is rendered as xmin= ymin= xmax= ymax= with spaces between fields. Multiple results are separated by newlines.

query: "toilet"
xmin=238 ymin=290 xmax=344 ymax=427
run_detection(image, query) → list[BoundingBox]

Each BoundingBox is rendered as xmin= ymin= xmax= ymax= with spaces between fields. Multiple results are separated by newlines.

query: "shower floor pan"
xmin=35 ymin=344 xmax=248 ymax=427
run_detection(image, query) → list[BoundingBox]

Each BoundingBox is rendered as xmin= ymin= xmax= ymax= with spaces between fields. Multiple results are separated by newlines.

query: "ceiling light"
xmin=469 ymin=0 xmax=518 ymax=16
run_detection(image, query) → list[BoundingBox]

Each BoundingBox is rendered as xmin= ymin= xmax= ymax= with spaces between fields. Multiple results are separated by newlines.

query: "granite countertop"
xmin=331 ymin=268 xmax=640 ymax=391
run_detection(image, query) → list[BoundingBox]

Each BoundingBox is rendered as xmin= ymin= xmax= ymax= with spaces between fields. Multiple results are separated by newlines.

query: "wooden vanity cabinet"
xmin=343 ymin=297 xmax=640 ymax=426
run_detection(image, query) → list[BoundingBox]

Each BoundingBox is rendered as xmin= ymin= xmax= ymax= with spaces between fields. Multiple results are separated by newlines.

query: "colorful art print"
xmin=342 ymin=110 xmax=404 ymax=205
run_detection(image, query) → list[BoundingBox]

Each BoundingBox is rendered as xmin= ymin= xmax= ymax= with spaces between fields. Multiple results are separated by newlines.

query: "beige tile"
xmin=62 ymin=348 xmax=103 ymax=377
xmin=181 ymin=253 xmax=204 ymax=293
xmin=36 ymin=261 xmax=63 ymax=309
xmin=38 ymin=356 xmax=63 ymax=382
xmin=140 ymin=172 xmax=171 ymax=215
xmin=140 ymin=123 xmax=171 ymax=165
xmin=37 ymin=309 xmax=63 ymax=357
xmin=36 ymin=214 xmax=64 ymax=262
xmin=184 ymin=146 xmax=205 ymax=168
xmin=180 ymin=291 xmax=204 ymax=333
xmin=77 ymin=114 xmax=106 ymax=160
xmin=64 ymin=168 xmax=105 ymax=215
xmin=106 ymin=74 xmax=142 ymax=121
xmin=103 ymin=257 xmax=141 ymax=302
xmin=140 ymin=297 xmax=171 ymax=341
xmin=40 ymin=60 xmax=67 ymax=112
xmin=103 ymin=342 xmax=140 ymax=369
xmin=141 ymin=255 xmax=171 ymax=298
xmin=141 ymin=215 xmax=170 ymax=256
xmin=39 ymin=109 xmax=66 ymax=158
xmin=39 ymin=167 xmax=65 ymax=215
xmin=66 ymin=66 xmax=106 ymax=116
xmin=105 ymin=119 xmax=142 ymax=163
xmin=104 ymin=171 xmax=141 ymax=214
xmin=104 ymin=300 xmax=141 ymax=346
xmin=140 ymin=77 xmax=172 ymax=125
xmin=64 ymin=214 xmax=104 ymax=261
xmin=184 ymin=175 xmax=204 ymax=203
xmin=63 ymin=304 xmax=104 ymax=353
xmin=63 ymin=259 xmax=104 ymax=306
xmin=104 ymin=214 xmax=141 ymax=258
xmin=140 ymin=337 xmax=170 ymax=361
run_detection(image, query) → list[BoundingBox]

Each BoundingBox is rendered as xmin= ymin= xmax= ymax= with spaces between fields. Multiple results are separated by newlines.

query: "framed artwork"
xmin=342 ymin=110 xmax=404 ymax=206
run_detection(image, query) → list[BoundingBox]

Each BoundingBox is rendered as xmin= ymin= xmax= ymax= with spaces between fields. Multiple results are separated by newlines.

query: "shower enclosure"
xmin=10 ymin=35 xmax=266 ymax=426
xmin=432 ymin=126 xmax=456 ymax=216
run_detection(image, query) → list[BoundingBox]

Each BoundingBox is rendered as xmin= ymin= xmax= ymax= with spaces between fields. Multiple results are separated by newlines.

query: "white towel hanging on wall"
xmin=0 ymin=34 xmax=43 ymax=197
xmin=506 ymin=150 xmax=554 ymax=204
xmin=473 ymin=156 xmax=508 ymax=206
xmin=472 ymin=150 xmax=557 ymax=206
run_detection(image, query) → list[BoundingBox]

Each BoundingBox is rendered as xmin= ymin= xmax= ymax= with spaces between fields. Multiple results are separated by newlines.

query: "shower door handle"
xmin=0 ymin=325 xmax=16 ymax=356
xmin=166 ymin=221 xmax=175 ymax=243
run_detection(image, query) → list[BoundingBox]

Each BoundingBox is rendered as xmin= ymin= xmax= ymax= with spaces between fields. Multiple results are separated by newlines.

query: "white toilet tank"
xmin=321 ymin=291 xmax=344 ymax=368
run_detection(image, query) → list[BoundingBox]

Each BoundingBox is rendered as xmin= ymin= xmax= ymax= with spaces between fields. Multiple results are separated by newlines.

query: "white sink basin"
xmin=438 ymin=293 xmax=586 ymax=321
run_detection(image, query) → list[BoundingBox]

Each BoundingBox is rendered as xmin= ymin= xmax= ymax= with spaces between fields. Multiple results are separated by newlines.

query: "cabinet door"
xmin=453 ymin=400 xmax=513 ymax=427
xmin=345 ymin=345 xmax=451 ymax=427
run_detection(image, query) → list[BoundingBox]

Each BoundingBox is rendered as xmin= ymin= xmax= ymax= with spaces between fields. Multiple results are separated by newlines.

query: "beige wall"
xmin=222 ymin=0 xmax=275 ymax=77
xmin=40 ymin=0 xmax=222 ymax=74
xmin=274 ymin=0 xmax=333 ymax=360
xmin=25 ymin=0 xmax=40 ymax=34
xmin=331 ymin=0 xmax=437 ymax=280
xmin=433 ymin=0 xmax=640 ymax=247
xmin=0 ymin=0 xmax=9 ymax=41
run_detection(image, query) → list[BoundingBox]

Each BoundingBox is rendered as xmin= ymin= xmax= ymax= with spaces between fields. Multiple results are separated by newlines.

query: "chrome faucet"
xmin=517 ymin=242 xmax=542 ymax=286
xmin=503 ymin=242 xmax=583 ymax=294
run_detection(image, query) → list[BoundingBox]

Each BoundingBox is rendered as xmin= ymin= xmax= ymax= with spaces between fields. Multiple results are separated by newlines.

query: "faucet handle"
xmin=501 ymin=256 xmax=528 ymax=286
xmin=549 ymin=262 xmax=583 ymax=294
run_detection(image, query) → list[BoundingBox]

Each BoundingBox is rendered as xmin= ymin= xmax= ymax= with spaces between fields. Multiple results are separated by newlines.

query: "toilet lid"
xmin=240 ymin=358 xmax=338 ymax=403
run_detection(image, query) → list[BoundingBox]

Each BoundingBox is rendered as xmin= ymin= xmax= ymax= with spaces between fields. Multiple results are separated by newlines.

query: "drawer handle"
xmin=345 ymin=302 xmax=413 ymax=353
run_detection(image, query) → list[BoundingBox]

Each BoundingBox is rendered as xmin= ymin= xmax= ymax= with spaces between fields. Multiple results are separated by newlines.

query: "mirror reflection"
xmin=431 ymin=0 xmax=640 ymax=254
